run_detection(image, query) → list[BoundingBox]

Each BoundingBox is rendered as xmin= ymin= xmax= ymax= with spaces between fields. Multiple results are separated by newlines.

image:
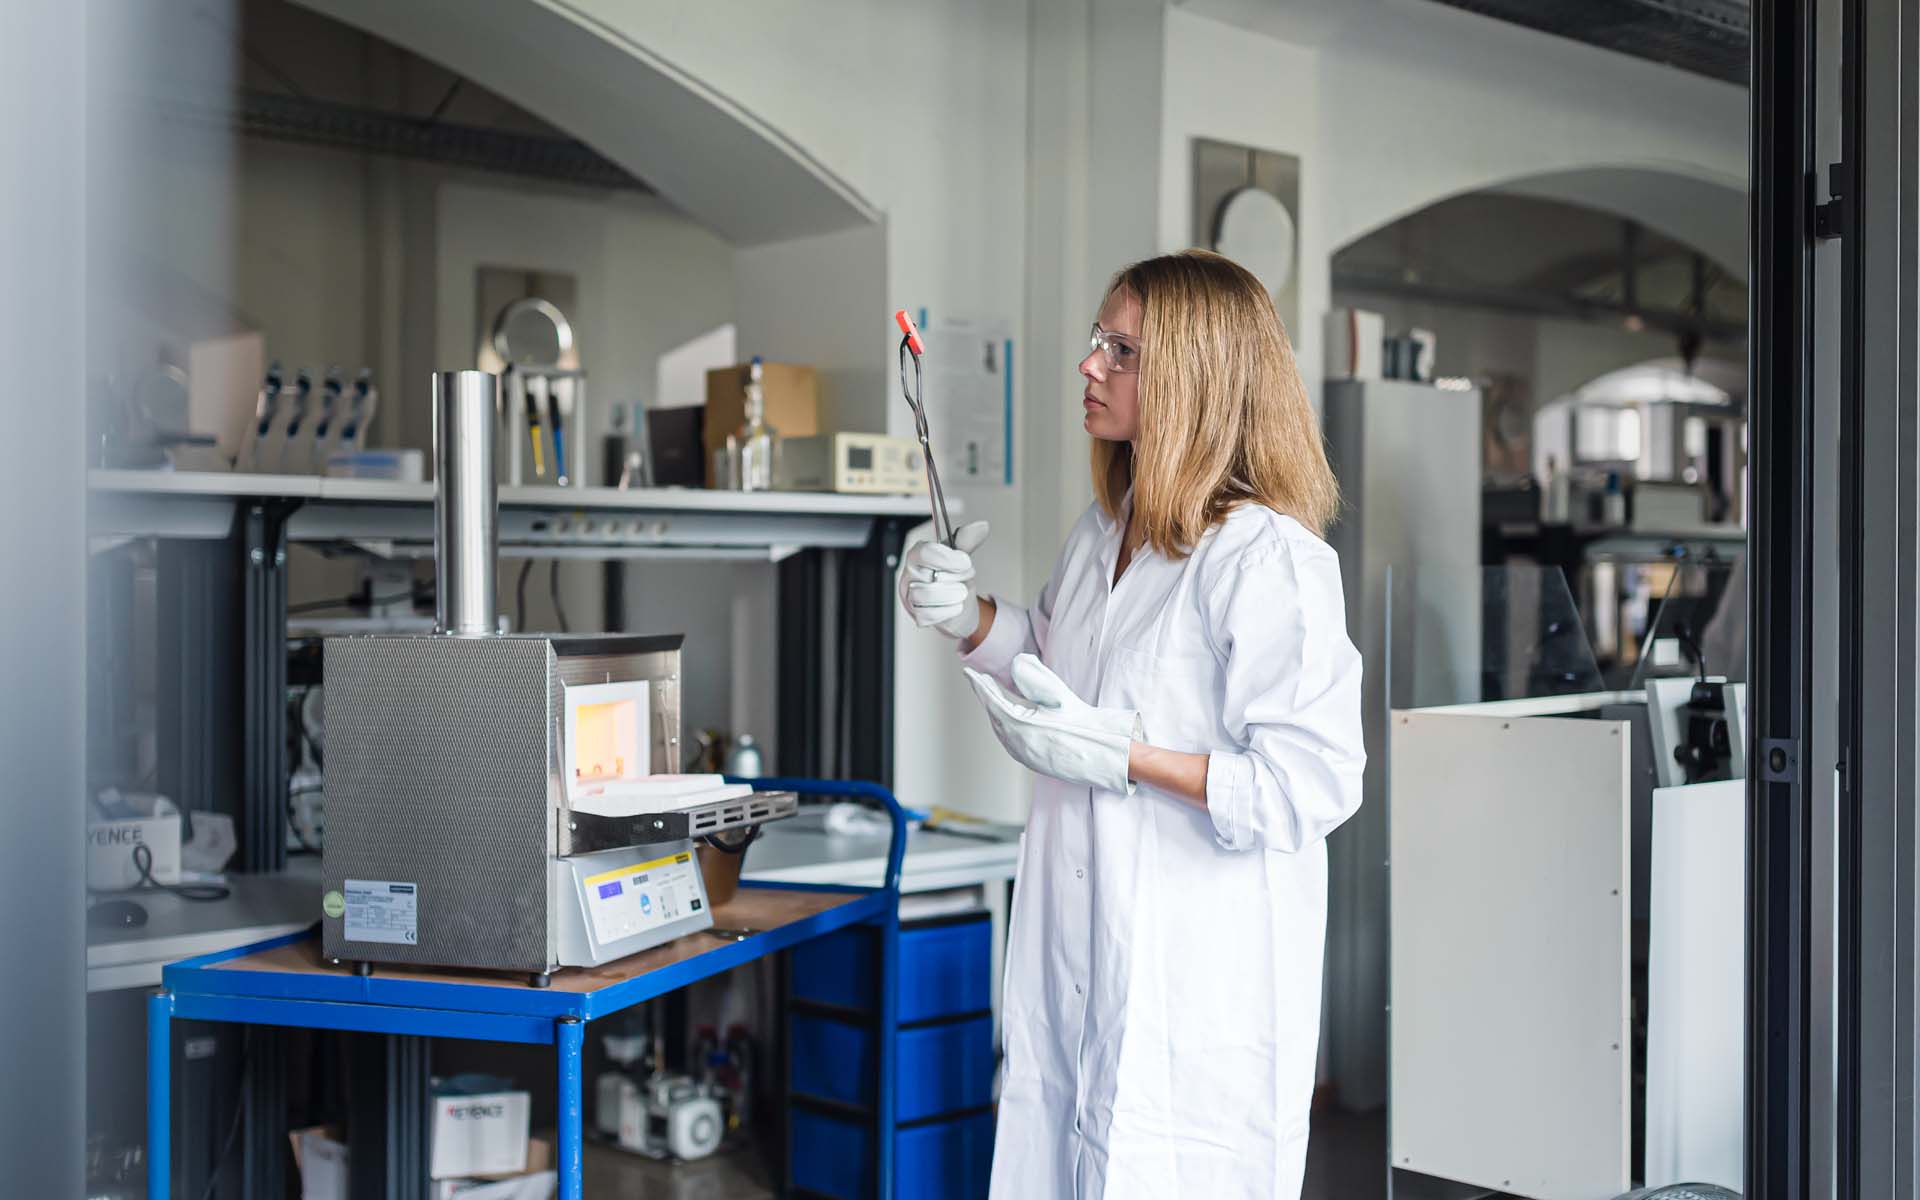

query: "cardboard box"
xmin=703 ymin=363 xmax=819 ymax=486
xmin=433 ymin=1137 xmax=556 ymax=1200
xmin=430 ymin=1090 xmax=532 ymax=1179
xmin=189 ymin=331 xmax=266 ymax=461
xmin=87 ymin=808 xmax=182 ymax=890
xmin=295 ymin=1128 xmax=555 ymax=1200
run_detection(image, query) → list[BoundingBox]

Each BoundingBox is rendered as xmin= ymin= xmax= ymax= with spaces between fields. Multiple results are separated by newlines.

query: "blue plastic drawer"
xmin=790 ymin=1107 xmax=994 ymax=1200
xmin=898 ymin=918 xmax=993 ymax=1024
xmin=790 ymin=913 xmax=991 ymax=1023
xmin=791 ymin=1012 xmax=994 ymax=1122
xmin=898 ymin=1109 xmax=995 ymax=1200
xmin=790 ymin=1106 xmax=872 ymax=1198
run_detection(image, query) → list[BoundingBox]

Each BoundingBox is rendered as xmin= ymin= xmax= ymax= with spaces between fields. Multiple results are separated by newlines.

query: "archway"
xmin=298 ymin=0 xmax=881 ymax=245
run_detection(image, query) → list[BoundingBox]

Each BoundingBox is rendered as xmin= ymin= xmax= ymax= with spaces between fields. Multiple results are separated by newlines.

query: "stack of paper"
xmin=569 ymin=774 xmax=756 ymax=819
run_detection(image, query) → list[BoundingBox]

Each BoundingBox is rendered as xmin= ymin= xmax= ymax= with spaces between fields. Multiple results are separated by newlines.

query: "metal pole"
xmin=556 ymin=1017 xmax=585 ymax=1200
xmin=148 ymin=991 xmax=174 ymax=1200
xmin=433 ymin=371 xmax=500 ymax=636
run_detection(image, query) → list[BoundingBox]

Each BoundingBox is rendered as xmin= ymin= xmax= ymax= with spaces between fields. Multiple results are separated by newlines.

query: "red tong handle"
xmin=894 ymin=309 xmax=926 ymax=356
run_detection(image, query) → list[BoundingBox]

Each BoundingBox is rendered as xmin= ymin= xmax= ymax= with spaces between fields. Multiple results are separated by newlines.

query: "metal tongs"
xmin=895 ymin=310 xmax=955 ymax=547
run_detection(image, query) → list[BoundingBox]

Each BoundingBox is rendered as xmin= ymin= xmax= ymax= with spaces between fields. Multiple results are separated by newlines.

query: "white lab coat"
xmin=963 ymin=499 xmax=1365 ymax=1200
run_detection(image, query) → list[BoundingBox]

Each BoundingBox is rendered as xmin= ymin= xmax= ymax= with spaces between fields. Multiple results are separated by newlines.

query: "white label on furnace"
xmin=582 ymin=853 xmax=702 ymax=946
xmin=343 ymin=879 xmax=419 ymax=945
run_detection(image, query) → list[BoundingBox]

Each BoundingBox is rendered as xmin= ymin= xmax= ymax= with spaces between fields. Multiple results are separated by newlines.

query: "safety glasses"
xmin=1089 ymin=323 xmax=1142 ymax=373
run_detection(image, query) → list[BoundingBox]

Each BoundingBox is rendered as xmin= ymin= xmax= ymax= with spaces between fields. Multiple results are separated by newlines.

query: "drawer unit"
xmin=791 ymin=912 xmax=992 ymax=1023
xmin=791 ymin=1012 xmax=994 ymax=1122
xmin=787 ymin=907 xmax=997 ymax=1197
xmin=791 ymin=1107 xmax=995 ymax=1200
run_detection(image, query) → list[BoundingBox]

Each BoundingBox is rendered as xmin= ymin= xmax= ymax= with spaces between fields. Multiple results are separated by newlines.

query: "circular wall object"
xmin=1213 ymin=186 xmax=1296 ymax=296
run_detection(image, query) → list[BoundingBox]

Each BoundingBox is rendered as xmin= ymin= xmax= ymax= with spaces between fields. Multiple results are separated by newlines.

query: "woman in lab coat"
xmin=897 ymin=250 xmax=1366 ymax=1199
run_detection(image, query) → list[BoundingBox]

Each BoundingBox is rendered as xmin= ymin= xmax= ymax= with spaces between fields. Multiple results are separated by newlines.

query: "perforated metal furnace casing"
xmin=320 ymin=633 xmax=682 ymax=973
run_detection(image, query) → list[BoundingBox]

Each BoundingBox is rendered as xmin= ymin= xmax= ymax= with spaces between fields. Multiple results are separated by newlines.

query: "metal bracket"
xmin=566 ymin=791 xmax=800 ymax=852
xmin=1761 ymin=737 xmax=1800 ymax=782
xmin=1814 ymin=161 xmax=1849 ymax=240
xmin=241 ymin=499 xmax=303 ymax=873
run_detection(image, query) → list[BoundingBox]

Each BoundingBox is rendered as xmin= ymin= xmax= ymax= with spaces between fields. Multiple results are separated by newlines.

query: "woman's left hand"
xmin=964 ymin=655 xmax=1141 ymax=794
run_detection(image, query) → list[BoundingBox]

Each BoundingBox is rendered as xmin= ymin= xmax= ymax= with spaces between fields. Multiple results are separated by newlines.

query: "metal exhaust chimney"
xmin=432 ymin=370 xmax=499 ymax=635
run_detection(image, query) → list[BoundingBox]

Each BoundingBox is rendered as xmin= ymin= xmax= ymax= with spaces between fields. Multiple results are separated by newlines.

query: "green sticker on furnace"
xmin=322 ymin=890 xmax=346 ymax=919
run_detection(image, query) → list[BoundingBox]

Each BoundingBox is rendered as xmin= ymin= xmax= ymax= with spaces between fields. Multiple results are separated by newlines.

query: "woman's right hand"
xmin=897 ymin=520 xmax=991 ymax=640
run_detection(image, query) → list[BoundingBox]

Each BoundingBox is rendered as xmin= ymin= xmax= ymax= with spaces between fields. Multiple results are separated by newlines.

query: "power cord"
xmin=287 ymin=586 xmax=427 ymax=616
xmin=550 ymin=560 xmax=570 ymax=633
xmin=517 ymin=559 xmax=534 ymax=631
xmin=88 ymin=842 xmax=231 ymax=902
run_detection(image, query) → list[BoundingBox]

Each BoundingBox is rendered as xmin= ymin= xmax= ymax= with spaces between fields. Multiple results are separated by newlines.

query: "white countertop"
xmin=742 ymin=809 xmax=1020 ymax=893
xmin=85 ymin=855 xmax=322 ymax=992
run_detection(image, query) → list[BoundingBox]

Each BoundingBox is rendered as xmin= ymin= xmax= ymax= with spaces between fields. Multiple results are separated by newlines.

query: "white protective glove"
xmin=897 ymin=520 xmax=992 ymax=639
xmin=963 ymin=654 xmax=1143 ymax=794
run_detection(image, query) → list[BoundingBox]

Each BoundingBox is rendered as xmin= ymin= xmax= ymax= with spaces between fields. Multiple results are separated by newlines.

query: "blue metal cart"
xmin=146 ymin=779 xmax=907 ymax=1200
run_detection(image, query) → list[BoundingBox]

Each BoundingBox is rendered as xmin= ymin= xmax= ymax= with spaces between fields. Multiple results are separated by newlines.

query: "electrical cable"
xmin=517 ymin=559 xmax=534 ymax=631
xmin=550 ymin=559 xmax=570 ymax=633
xmin=287 ymin=589 xmax=421 ymax=616
xmin=88 ymin=842 xmax=231 ymax=903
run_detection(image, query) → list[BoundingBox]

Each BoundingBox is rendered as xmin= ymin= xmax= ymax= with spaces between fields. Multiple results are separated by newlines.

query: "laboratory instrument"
xmin=894 ymin=310 xmax=955 ymax=545
xmin=237 ymin=361 xmax=381 ymax=474
xmin=320 ymin=370 xmax=795 ymax=984
xmin=775 ymin=431 xmax=928 ymax=494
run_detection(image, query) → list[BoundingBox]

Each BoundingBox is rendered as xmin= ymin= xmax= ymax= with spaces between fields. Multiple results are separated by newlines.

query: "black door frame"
xmin=1749 ymin=0 xmax=1820 ymax=1194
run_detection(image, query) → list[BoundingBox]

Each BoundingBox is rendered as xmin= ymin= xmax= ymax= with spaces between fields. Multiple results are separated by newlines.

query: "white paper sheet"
xmin=917 ymin=313 xmax=1014 ymax=489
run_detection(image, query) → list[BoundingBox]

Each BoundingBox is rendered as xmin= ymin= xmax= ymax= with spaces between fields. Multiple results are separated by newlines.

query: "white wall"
xmin=537 ymin=0 xmax=1038 ymax=819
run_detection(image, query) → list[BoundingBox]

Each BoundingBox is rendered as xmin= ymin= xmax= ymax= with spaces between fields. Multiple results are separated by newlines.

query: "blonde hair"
xmin=1091 ymin=249 xmax=1338 ymax=553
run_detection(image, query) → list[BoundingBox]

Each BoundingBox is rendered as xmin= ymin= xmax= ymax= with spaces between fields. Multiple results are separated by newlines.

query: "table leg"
xmin=876 ymin=905 xmax=900 ymax=1200
xmin=147 ymin=990 xmax=174 ymax=1200
xmin=557 ymin=1016 xmax=584 ymax=1200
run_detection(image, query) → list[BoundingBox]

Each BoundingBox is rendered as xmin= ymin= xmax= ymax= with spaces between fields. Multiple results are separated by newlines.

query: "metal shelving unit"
xmin=88 ymin=469 xmax=935 ymax=552
xmin=86 ymin=469 xmax=937 ymax=872
xmin=90 ymin=470 xmax=938 ymax=1198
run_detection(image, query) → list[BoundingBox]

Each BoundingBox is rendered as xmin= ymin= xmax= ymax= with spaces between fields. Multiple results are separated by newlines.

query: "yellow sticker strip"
xmin=584 ymin=851 xmax=692 ymax=887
